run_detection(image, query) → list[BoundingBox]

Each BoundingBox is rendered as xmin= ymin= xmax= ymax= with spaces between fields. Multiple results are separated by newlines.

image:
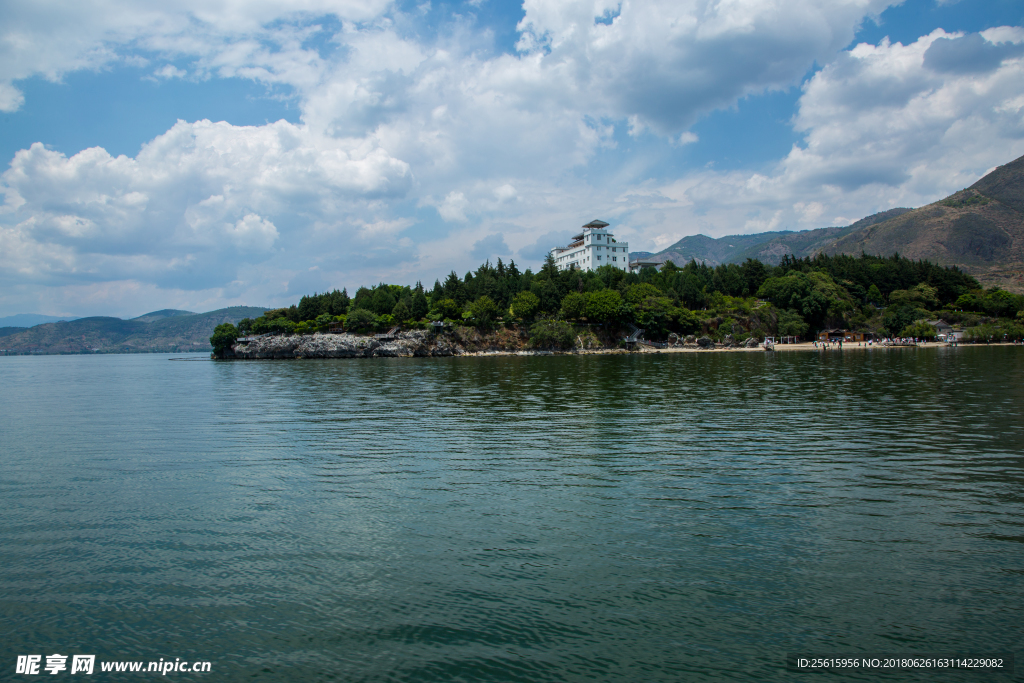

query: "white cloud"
xmin=514 ymin=0 xmax=896 ymax=134
xmin=3 ymin=0 xmax=1024 ymax=315
xmin=0 ymin=119 xmax=410 ymax=290
xmin=624 ymin=28 xmax=1024 ymax=243
xmin=153 ymin=64 xmax=187 ymax=79
xmin=227 ymin=214 xmax=279 ymax=251
xmin=0 ymin=81 xmax=24 ymax=112
xmin=438 ymin=191 xmax=469 ymax=222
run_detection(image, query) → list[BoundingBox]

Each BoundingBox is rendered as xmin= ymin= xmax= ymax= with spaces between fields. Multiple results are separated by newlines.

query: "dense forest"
xmin=211 ymin=253 xmax=1024 ymax=353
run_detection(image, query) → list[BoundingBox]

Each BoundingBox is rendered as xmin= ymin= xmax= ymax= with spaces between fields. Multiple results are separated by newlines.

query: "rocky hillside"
xmin=0 ymin=306 xmax=267 ymax=354
xmin=640 ymin=153 xmax=1024 ymax=292
xmin=638 ymin=208 xmax=912 ymax=268
xmin=825 ymin=155 xmax=1024 ymax=291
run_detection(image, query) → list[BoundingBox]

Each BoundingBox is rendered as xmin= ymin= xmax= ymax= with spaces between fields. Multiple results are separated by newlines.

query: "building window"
xmin=598 ymin=256 xmax=602 ymax=260
xmin=612 ymin=257 xmax=617 ymax=261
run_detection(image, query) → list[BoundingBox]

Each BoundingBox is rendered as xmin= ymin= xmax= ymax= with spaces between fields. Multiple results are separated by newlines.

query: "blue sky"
xmin=1 ymin=0 xmax=1022 ymax=317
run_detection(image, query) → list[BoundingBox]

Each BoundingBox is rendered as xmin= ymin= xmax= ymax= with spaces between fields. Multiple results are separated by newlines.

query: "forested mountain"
xmin=0 ymin=307 xmax=266 ymax=354
xmin=638 ymin=153 xmax=1024 ymax=292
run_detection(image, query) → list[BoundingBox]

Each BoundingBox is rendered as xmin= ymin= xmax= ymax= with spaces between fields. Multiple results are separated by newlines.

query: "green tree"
xmin=509 ymin=291 xmax=540 ymax=320
xmin=467 ymin=296 xmax=500 ymax=328
xmin=210 ymin=323 xmax=238 ymax=357
xmin=351 ymin=287 xmax=373 ymax=311
xmin=392 ymin=299 xmax=413 ymax=323
xmin=530 ymin=279 xmax=561 ymax=314
xmin=775 ymin=309 xmax=809 ymax=338
xmin=882 ymin=304 xmax=922 ymax=336
xmin=430 ymin=298 xmax=463 ymax=321
xmin=371 ymin=287 xmax=397 ymax=315
xmin=237 ymin=318 xmax=254 ymax=335
xmin=982 ymin=288 xmax=1021 ymax=317
xmin=586 ymin=289 xmax=622 ymax=324
xmin=297 ymin=293 xmax=325 ymax=321
xmin=330 ymin=288 xmax=350 ymax=315
xmin=560 ymin=292 xmax=588 ymax=320
xmin=624 ymin=282 xmax=662 ymax=305
xmin=676 ymin=307 xmax=700 ymax=334
xmin=954 ymin=292 xmax=980 ymax=310
xmin=901 ymin=320 xmax=937 ymax=339
xmin=889 ymin=283 xmax=939 ymax=309
xmin=757 ymin=271 xmax=852 ymax=329
xmin=412 ymin=289 xmax=429 ymax=320
xmin=268 ymin=318 xmax=296 ymax=334
xmin=345 ymin=308 xmax=377 ymax=332
xmin=866 ymin=284 xmax=884 ymax=306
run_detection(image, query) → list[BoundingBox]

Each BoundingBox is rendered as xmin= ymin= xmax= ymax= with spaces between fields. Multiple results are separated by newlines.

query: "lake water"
xmin=1 ymin=348 xmax=1022 ymax=681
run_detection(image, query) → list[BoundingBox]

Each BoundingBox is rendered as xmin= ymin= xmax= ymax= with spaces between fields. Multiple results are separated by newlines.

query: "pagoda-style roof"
xmin=582 ymin=219 xmax=609 ymax=228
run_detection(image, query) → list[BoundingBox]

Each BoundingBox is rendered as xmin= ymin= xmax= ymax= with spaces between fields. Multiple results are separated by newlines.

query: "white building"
xmin=550 ymin=220 xmax=629 ymax=273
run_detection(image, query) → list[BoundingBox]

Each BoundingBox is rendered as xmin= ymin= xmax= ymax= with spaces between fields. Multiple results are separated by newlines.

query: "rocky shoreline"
xmin=224 ymin=329 xmax=774 ymax=359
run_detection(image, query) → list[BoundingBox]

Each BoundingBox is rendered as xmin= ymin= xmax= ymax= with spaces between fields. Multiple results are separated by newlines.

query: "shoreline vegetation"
xmin=214 ymin=252 xmax=1024 ymax=359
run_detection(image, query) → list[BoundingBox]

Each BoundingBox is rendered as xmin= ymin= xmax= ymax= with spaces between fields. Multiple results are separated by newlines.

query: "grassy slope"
xmin=0 ymin=306 xmax=267 ymax=354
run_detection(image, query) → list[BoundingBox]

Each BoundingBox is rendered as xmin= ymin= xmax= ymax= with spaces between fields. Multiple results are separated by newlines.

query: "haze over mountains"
xmin=633 ymin=154 xmax=1024 ymax=293
xmin=0 ymin=307 xmax=266 ymax=355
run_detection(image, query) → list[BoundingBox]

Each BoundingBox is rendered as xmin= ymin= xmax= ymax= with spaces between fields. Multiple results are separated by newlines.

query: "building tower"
xmin=549 ymin=220 xmax=629 ymax=273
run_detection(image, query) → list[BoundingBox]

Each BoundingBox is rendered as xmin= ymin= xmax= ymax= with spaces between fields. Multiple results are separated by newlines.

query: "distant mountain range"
xmin=0 ymin=307 xmax=267 ymax=355
xmin=0 ymin=313 xmax=84 ymax=328
xmin=632 ymin=153 xmax=1024 ymax=293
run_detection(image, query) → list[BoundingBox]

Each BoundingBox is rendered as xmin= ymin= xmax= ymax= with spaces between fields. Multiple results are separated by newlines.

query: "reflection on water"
xmin=1 ymin=348 xmax=1022 ymax=681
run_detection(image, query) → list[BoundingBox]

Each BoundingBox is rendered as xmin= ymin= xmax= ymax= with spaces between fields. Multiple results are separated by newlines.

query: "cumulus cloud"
xmin=0 ymin=0 xmax=392 ymax=111
xmin=438 ymin=191 xmax=469 ymax=222
xmin=629 ymin=28 xmax=1024 ymax=240
xmin=924 ymin=31 xmax=1024 ymax=74
xmin=3 ymin=0 xmax=1024 ymax=316
xmin=227 ymin=214 xmax=279 ymax=251
xmin=514 ymin=0 xmax=895 ymax=134
xmin=470 ymin=233 xmax=510 ymax=261
xmin=0 ymin=120 xmax=410 ymax=289
xmin=0 ymin=81 xmax=24 ymax=112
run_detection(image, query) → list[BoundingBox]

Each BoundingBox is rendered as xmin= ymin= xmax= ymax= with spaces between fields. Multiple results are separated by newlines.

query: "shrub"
xmin=528 ymin=320 xmax=576 ymax=349
xmin=210 ymin=323 xmax=238 ymax=357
